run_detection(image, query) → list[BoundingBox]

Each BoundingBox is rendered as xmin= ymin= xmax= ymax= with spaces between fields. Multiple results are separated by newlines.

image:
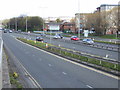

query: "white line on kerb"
xmin=16 ymin=38 xmax=119 ymax=80
xmin=86 ymin=85 xmax=93 ymax=88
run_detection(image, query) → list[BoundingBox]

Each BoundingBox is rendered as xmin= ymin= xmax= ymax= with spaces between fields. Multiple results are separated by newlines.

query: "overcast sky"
xmin=0 ymin=0 xmax=119 ymax=20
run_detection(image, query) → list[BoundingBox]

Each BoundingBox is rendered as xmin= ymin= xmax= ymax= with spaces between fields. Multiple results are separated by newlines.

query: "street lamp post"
xmin=9 ymin=21 xmax=10 ymax=30
xmin=78 ymin=0 xmax=80 ymax=38
xmin=38 ymin=7 xmax=47 ymax=34
xmin=43 ymin=19 xmax=44 ymax=34
xmin=15 ymin=17 xmax=17 ymax=31
xmin=26 ymin=16 xmax=28 ymax=32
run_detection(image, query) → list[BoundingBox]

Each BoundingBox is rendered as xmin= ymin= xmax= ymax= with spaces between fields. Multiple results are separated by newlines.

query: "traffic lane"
xmin=13 ymin=33 xmax=118 ymax=47
xmin=3 ymin=34 xmax=89 ymax=88
xmin=33 ymin=33 xmax=119 ymax=47
xmin=11 ymin=33 xmax=118 ymax=60
xmin=3 ymin=33 xmax=118 ymax=88
xmin=3 ymin=34 xmax=87 ymax=88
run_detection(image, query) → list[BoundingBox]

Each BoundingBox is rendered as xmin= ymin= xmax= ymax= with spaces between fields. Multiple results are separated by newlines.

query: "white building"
xmin=0 ymin=21 xmax=3 ymax=29
xmin=99 ymin=4 xmax=118 ymax=12
xmin=44 ymin=16 xmax=73 ymax=23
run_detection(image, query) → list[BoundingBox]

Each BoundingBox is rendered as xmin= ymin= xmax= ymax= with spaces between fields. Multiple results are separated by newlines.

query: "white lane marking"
xmin=33 ymin=55 xmax=35 ymax=57
xmin=62 ymin=72 xmax=67 ymax=75
xmin=48 ymin=64 xmax=52 ymax=67
xmin=86 ymin=85 xmax=93 ymax=88
xmin=11 ymin=52 xmax=42 ymax=89
xmin=10 ymin=35 xmax=15 ymax=37
xmin=16 ymin=38 xmax=119 ymax=80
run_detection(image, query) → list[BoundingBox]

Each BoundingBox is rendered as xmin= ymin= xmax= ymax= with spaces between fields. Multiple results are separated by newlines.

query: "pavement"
xmin=2 ymin=49 xmax=11 ymax=88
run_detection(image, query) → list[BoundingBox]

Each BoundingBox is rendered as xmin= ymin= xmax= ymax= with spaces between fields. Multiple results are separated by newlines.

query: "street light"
xmin=48 ymin=25 xmax=52 ymax=44
xmin=78 ymin=0 xmax=80 ymax=38
xmin=38 ymin=7 xmax=48 ymax=34
xmin=26 ymin=16 xmax=28 ymax=32
xmin=9 ymin=21 xmax=10 ymax=30
xmin=15 ymin=17 xmax=17 ymax=31
xmin=43 ymin=19 xmax=44 ymax=34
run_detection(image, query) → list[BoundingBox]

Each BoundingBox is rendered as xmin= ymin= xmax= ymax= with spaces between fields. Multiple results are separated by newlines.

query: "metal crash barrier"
xmin=0 ymin=30 xmax=3 ymax=89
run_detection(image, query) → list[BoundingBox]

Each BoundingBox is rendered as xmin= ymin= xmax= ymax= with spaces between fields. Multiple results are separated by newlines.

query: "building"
xmin=45 ymin=22 xmax=62 ymax=31
xmin=75 ymin=13 xmax=90 ymax=31
xmin=96 ymin=4 xmax=119 ymax=34
xmin=99 ymin=4 xmax=118 ymax=12
xmin=44 ymin=16 xmax=73 ymax=23
xmin=0 ymin=21 xmax=3 ymax=29
xmin=60 ymin=22 xmax=76 ymax=33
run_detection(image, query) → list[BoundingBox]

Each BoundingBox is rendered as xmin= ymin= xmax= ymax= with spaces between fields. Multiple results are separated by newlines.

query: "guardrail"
xmin=0 ymin=30 xmax=3 ymax=90
xmin=89 ymin=43 xmax=119 ymax=52
xmin=53 ymin=38 xmax=119 ymax=52
xmin=49 ymin=46 xmax=119 ymax=64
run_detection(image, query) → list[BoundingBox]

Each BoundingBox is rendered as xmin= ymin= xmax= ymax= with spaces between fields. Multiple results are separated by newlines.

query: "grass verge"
xmin=9 ymin=73 xmax=23 ymax=88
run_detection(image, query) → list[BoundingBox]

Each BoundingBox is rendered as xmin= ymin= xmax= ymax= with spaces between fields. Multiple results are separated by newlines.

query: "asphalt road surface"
xmin=10 ymin=33 xmax=118 ymax=61
xmin=2 ymin=33 xmax=119 ymax=88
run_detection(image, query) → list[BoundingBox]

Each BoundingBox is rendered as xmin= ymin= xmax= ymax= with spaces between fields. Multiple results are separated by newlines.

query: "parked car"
xmin=83 ymin=38 xmax=94 ymax=44
xmin=36 ymin=37 xmax=43 ymax=41
xmin=71 ymin=36 xmax=79 ymax=41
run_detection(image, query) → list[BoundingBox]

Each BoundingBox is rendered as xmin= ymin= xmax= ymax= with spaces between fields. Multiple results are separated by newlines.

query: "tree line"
xmin=84 ymin=6 xmax=118 ymax=35
xmin=2 ymin=15 xmax=44 ymax=32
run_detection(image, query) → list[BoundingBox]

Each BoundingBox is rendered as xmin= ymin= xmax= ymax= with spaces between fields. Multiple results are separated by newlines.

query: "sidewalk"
xmin=2 ymin=50 xmax=11 ymax=88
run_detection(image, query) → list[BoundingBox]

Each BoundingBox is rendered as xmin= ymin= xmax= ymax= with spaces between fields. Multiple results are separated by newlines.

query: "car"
xmin=53 ymin=35 xmax=61 ymax=39
xmin=36 ymin=37 xmax=43 ymax=41
xmin=53 ymin=33 xmax=63 ymax=39
xmin=71 ymin=36 xmax=79 ymax=41
xmin=58 ymin=34 xmax=63 ymax=39
xmin=82 ymin=38 xmax=94 ymax=44
xmin=9 ymin=30 xmax=12 ymax=33
xmin=40 ymin=33 xmax=46 ymax=36
xmin=4 ymin=30 xmax=7 ymax=33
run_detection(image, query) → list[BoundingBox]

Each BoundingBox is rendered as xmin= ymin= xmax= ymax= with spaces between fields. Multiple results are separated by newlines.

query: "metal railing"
xmin=0 ymin=30 xmax=3 ymax=90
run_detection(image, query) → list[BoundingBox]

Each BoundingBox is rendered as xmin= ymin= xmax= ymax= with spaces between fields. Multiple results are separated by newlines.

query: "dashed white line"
xmin=62 ymin=72 xmax=67 ymax=75
xmin=48 ymin=64 xmax=52 ymax=67
xmin=86 ymin=85 xmax=93 ymax=88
